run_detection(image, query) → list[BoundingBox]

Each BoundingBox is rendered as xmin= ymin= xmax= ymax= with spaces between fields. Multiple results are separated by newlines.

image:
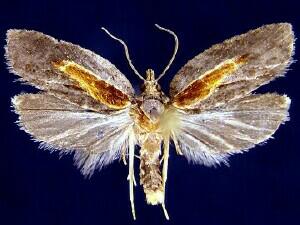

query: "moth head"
xmin=146 ymin=68 xmax=155 ymax=81
xmin=138 ymin=69 xmax=165 ymax=122
xmin=140 ymin=69 xmax=168 ymax=100
xmin=141 ymin=69 xmax=161 ymax=94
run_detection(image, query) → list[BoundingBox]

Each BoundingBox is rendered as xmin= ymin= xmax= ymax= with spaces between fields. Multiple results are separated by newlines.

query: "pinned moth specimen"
xmin=5 ymin=23 xmax=294 ymax=220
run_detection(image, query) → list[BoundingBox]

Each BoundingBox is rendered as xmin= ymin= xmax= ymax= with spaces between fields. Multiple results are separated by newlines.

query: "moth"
xmin=5 ymin=23 xmax=294 ymax=220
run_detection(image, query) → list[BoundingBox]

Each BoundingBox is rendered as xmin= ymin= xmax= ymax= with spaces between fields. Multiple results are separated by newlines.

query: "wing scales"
xmin=170 ymin=23 xmax=294 ymax=111
xmin=13 ymin=93 xmax=134 ymax=175
xmin=52 ymin=60 xmax=131 ymax=109
xmin=172 ymin=55 xmax=247 ymax=109
xmin=173 ymin=94 xmax=290 ymax=165
xmin=6 ymin=24 xmax=295 ymax=178
xmin=6 ymin=29 xmax=134 ymax=111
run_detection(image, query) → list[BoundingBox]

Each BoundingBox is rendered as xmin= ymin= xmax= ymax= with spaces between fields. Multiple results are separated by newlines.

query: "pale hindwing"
xmin=6 ymin=29 xmax=134 ymax=111
xmin=12 ymin=93 xmax=134 ymax=176
xmin=173 ymin=94 xmax=290 ymax=166
xmin=170 ymin=23 xmax=294 ymax=110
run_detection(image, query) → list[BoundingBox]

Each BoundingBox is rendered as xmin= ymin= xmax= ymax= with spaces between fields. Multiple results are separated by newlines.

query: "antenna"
xmin=101 ymin=27 xmax=145 ymax=81
xmin=155 ymin=24 xmax=179 ymax=81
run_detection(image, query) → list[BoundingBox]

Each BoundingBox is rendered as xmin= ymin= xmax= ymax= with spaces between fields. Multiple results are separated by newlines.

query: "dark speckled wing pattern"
xmin=6 ymin=30 xmax=135 ymax=175
xmin=6 ymin=29 xmax=134 ymax=112
xmin=170 ymin=23 xmax=294 ymax=111
xmin=170 ymin=23 xmax=294 ymax=166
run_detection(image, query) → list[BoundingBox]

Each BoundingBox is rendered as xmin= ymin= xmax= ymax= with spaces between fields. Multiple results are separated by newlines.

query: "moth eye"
xmin=156 ymin=84 xmax=161 ymax=91
xmin=140 ymin=84 xmax=146 ymax=92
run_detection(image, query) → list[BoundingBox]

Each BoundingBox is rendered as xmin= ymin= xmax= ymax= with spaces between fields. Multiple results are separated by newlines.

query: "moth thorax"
xmin=140 ymin=135 xmax=164 ymax=205
xmin=140 ymin=99 xmax=165 ymax=122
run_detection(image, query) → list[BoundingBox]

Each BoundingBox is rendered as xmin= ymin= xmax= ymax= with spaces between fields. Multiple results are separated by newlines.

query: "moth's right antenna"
xmin=101 ymin=27 xmax=145 ymax=81
xmin=155 ymin=24 xmax=179 ymax=81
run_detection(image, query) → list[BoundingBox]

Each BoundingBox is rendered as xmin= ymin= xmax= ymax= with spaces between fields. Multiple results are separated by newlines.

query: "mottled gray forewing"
xmin=170 ymin=23 xmax=294 ymax=111
xmin=5 ymin=29 xmax=134 ymax=112
xmin=173 ymin=94 xmax=290 ymax=165
xmin=13 ymin=93 xmax=134 ymax=175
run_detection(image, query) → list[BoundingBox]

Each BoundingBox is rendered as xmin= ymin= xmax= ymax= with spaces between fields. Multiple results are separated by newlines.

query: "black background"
xmin=1 ymin=0 xmax=299 ymax=225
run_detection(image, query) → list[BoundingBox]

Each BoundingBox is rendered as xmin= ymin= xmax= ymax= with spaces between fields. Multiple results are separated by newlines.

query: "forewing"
xmin=6 ymin=29 xmax=134 ymax=111
xmin=13 ymin=93 xmax=134 ymax=176
xmin=172 ymin=94 xmax=290 ymax=166
xmin=170 ymin=23 xmax=294 ymax=110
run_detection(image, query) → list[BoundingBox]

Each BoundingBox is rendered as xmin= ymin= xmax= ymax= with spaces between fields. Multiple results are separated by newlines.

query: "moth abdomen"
xmin=139 ymin=134 xmax=164 ymax=205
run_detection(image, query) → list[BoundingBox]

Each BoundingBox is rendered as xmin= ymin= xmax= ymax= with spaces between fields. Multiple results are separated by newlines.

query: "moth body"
xmin=131 ymin=69 xmax=172 ymax=205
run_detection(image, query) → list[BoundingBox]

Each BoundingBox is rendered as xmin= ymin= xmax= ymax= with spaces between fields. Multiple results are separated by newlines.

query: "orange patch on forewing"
xmin=172 ymin=55 xmax=248 ymax=109
xmin=52 ymin=60 xmax=130 ymax=109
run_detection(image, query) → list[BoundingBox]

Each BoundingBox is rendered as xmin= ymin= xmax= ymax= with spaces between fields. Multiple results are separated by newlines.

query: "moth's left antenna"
xmin=155 ymin=24 xmax=179 ymax=81
xmin=101 ymin=27 xmax=145 ymax=81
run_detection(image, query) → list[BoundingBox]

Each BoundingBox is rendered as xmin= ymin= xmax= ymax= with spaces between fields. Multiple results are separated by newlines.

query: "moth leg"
xmin=161 ymin=136 xmax=170 ymax=220
xmin=126 ymin=157 xmax=137 ymax=186
xmin=127 ymin=172 xmax=137 ymax=186
xmin=128 ymin=131 xmax=136 ymax=220
xmin=133 ymin=175 xmax=137 ymax=186
xmin=162 ymin=203 xmax=170 ymax=220
xmin=171 ymin=132 xmax=183 ymax=155
xmin=160 ymin=158 xmax=164 ymax=164
xmin=162 ymin=136 xmax=170 ymax=189
xmin=121 ymin=145 xmax=127 ymax=165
